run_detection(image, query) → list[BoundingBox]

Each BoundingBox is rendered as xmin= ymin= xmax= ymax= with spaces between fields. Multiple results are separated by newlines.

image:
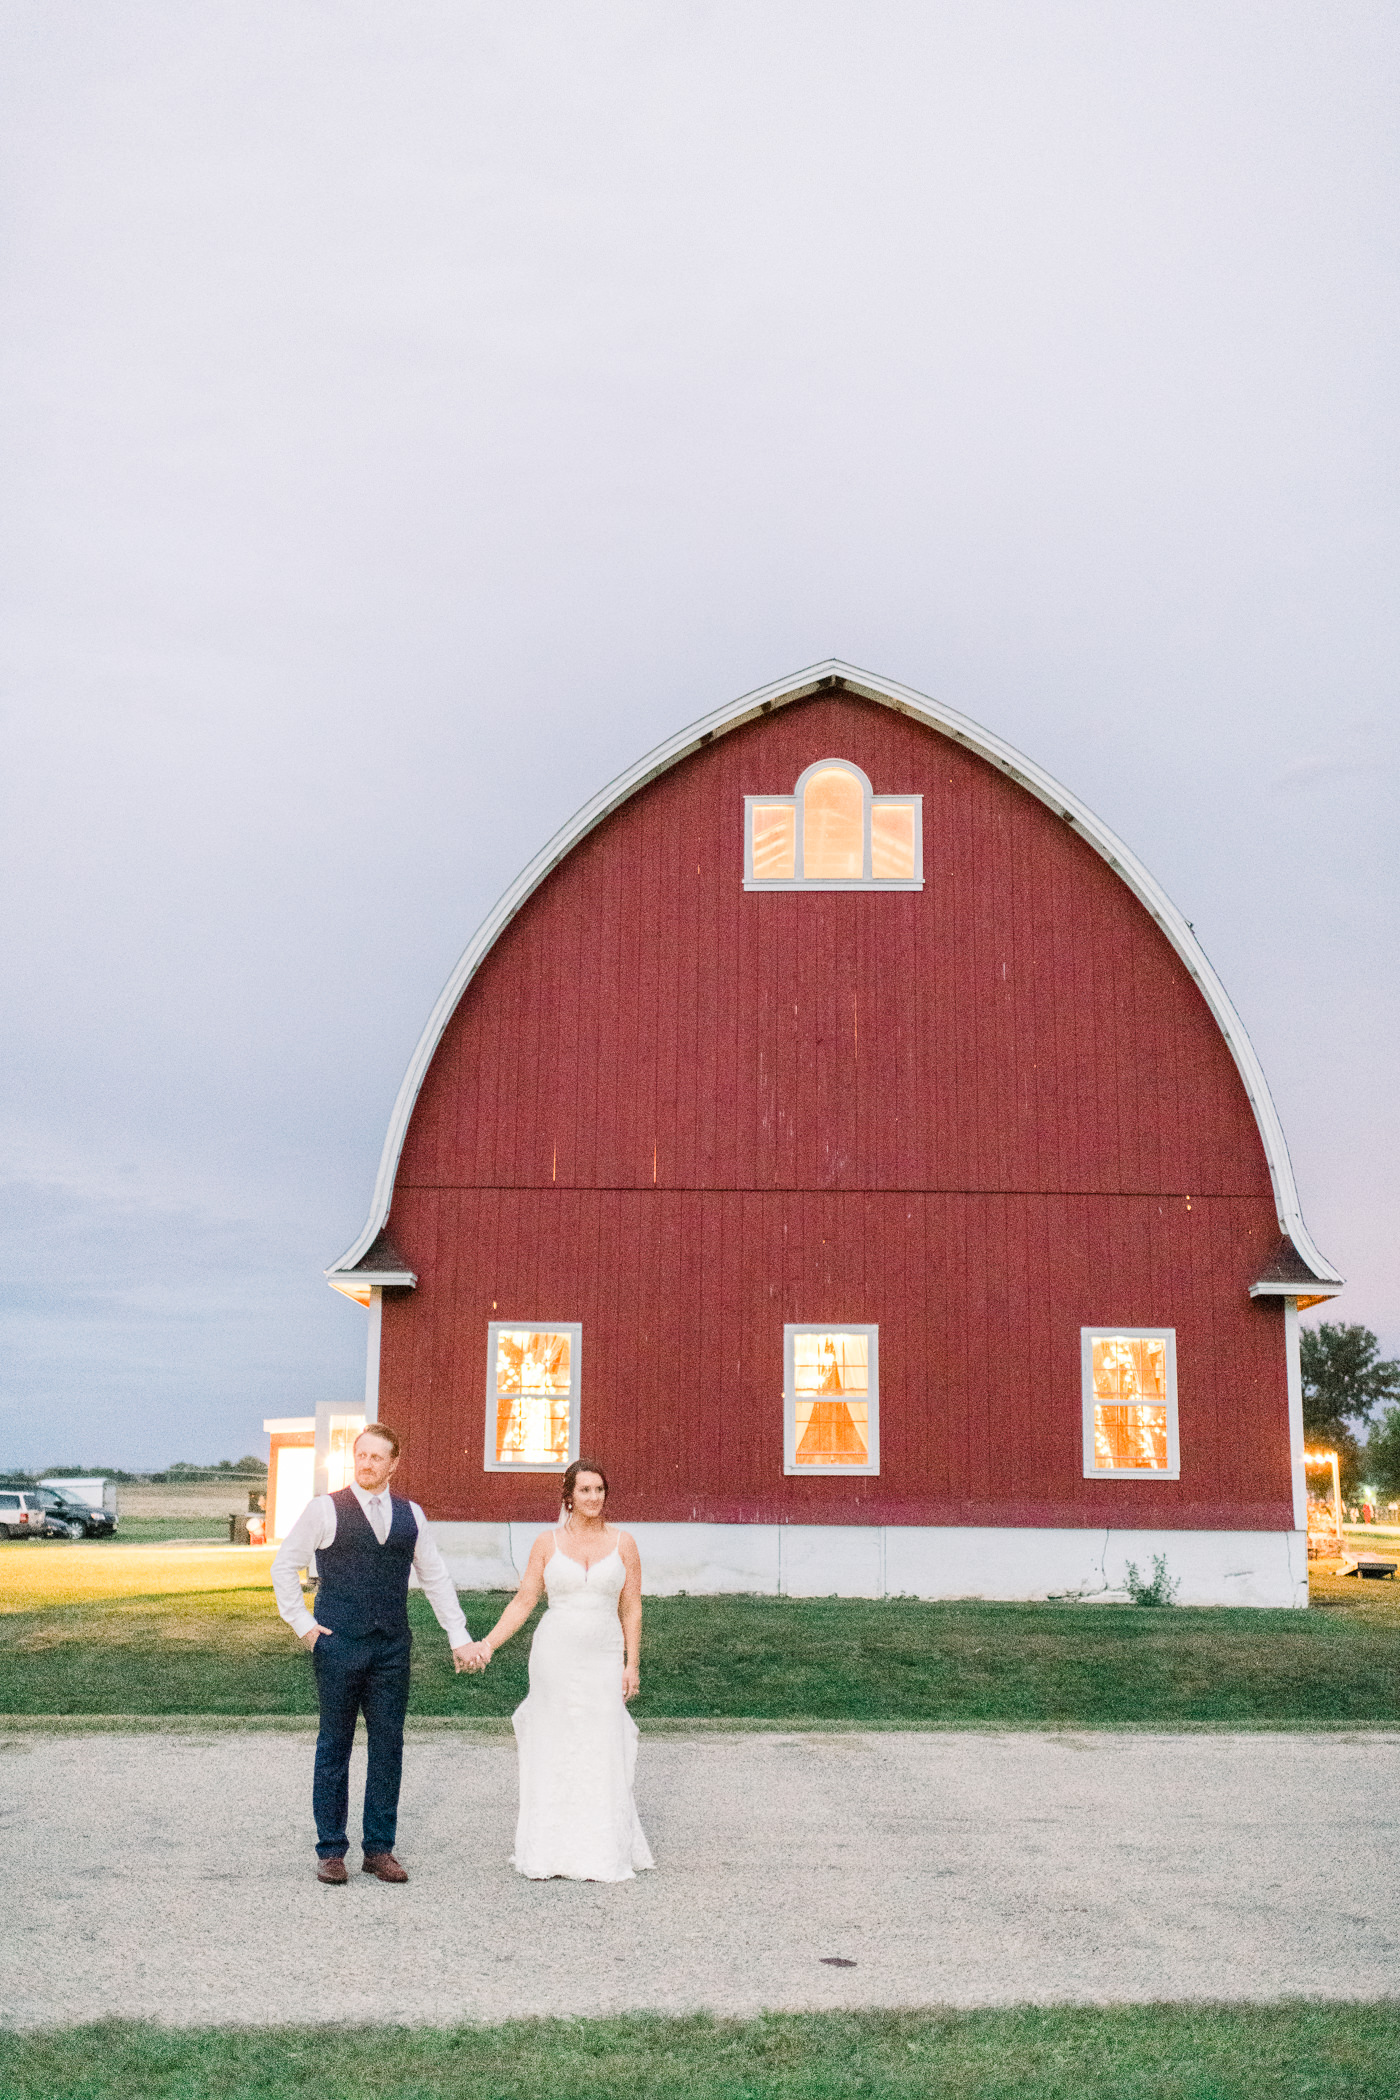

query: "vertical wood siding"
xmin=380 ymin=694 xmax=1289 ymax=1528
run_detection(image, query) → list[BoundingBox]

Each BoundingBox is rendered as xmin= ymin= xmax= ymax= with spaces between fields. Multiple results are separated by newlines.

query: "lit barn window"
xmin=751 ymin=802 xmax=797 ymax=879
xmin=744 ymin=761 xmax=922 ymax=890
xmin=803 ymin=767 xmax=864 ymax=878
xmin=272 ymin=1445 xmax=314 ymax=1540
xmin=311 ymin=1402 xmax=367 ymax=1498
xmin=324 ymin=1412 xmax=363 ymax=1494
xmin=784 ymin=1324 xmax=880 ymax=1475
xmin=1081 ymin=1328 xmax=1179 ymax=1481
xmin=870 ymin=800 xmax=916 ymax=879
xmin=484 ymin=1322 xmax=582 ymax=1472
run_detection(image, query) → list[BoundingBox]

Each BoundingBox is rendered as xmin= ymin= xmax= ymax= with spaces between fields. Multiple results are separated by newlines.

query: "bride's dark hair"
xmin=561 ymin=1458 xmax=608 ymax=1510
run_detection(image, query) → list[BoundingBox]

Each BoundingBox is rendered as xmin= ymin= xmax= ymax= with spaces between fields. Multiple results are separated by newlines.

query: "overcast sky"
xmin=2 ymin=2 xmax=1396 ymax=1470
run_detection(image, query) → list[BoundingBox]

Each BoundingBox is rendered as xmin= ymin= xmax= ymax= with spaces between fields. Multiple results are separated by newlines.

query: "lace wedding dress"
xmin=511 ymin=1535 xmax=655 ymax=1881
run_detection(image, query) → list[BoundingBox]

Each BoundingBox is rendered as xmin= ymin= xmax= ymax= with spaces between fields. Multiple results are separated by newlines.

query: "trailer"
xmin=40 ymin=1476 xmax=118 ymax=1517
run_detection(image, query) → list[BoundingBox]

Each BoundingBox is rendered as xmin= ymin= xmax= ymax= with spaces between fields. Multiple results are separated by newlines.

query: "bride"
xmin=463 ymin=1459 xmax=654 ymax=1881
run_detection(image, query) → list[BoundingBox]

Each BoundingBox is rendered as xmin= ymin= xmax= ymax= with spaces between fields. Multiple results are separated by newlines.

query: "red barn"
xmin=327 ymin=664 xmax=1342 ymax=1605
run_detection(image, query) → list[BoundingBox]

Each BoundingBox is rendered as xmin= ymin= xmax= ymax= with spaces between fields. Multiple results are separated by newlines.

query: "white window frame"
xmin=1081 ymin=1326 xmax=1180 ymax=1481
xmin=744 ymin=759 xmax=923 ymax=890
xmin=783 ymin=1323 xmax=881 ymax=1475
xmin=483 ymin=1321 xmax=582 ymax=1473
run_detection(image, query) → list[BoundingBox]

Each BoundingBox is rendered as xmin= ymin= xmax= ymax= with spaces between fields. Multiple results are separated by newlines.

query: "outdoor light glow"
xmin=1302 ymin=1450 xmax=1344 ymax=1556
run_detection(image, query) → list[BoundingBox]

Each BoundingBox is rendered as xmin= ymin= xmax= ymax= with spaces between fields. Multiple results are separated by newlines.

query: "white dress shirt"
xmin=270 ymin=1481 xmax=470 ymax=1647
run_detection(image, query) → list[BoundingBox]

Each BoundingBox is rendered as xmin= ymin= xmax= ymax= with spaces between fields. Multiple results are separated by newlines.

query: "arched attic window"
xmin=744 ymin=760 xmax=923 ymax=890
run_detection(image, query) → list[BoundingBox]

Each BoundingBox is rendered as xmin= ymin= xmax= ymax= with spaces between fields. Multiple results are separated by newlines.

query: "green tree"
xmin=1300 ymin=1323 xmax=1400 ymax=1496
xmin=1364 ymin=1407 xmax=1400 ymax=1502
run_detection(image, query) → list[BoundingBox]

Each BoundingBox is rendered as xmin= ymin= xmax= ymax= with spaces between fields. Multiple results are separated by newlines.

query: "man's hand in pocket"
xmin=302 ymin=1623 xmax=332 ymax=1651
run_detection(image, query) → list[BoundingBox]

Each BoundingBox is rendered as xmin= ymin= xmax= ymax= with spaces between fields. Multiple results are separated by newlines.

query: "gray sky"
xmin=2 ymin=2 xmax=1396 ymax=1469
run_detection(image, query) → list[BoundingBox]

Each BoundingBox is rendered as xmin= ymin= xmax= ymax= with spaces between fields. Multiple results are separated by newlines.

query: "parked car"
xmin=32 ymin=1487 xmax=115 ymax=1539
xmin=62 ymin=1491 xmax=117 ymax=1538
xmin=39 ymin=1476 xmax=118 ymax=1518
xmin=35 ymin=1493 xmax=85 ymax=1540
xmin=0 ymin=1487 xmax=51 ymax=1539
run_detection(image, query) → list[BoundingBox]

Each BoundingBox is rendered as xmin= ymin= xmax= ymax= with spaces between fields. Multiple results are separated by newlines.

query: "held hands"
xmin=622 ymin=1661 xmax=639 ymax=1703
xmin=304 ymin=1625 xmax=493 ymax=1671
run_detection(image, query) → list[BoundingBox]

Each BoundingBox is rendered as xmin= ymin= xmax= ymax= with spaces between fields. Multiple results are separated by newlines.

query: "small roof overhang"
xmin=325 ymin=1228 xmax=417 ymax=1305
xmin=1249 ymin=1235 xmax=1344 ymax=1310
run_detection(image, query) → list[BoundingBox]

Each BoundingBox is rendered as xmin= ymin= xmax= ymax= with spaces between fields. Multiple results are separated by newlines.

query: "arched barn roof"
xmin=327 ymin=661 xmax=1342 ymax=1301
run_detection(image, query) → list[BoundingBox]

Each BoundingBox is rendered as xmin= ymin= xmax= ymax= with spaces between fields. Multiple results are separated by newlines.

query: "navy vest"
xmin=314 ymin=1488 xmax=418 ymax=1639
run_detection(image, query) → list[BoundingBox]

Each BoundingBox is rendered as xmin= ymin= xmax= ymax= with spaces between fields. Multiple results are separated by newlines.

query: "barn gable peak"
xmin=325 ymin=660 xmax=1342 ymax=1300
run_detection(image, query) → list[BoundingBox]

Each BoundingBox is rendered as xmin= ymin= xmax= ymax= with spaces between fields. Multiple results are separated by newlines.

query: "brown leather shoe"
xmin=316 ymin=1856 xmax=348 ymax=1885
xmin=362 ymin=1851 xmax=409 ymax=1883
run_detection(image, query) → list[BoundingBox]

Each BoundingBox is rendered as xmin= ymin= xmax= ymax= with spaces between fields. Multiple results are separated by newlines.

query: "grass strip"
xmin=105 ymin=1519 xmax=234 ymax=1542
xmin=7 ymin=1714 xmax=1400 ymax=1738
xmin=1 ymin=1573 xmax=1397 ymax=1726
xmin=7 ymin=2005 xmax=1400 ymax=2099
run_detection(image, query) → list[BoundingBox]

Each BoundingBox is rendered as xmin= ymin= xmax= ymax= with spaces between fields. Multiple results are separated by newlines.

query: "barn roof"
xmin=326 ymin=661 xmax=1343 ymax=1302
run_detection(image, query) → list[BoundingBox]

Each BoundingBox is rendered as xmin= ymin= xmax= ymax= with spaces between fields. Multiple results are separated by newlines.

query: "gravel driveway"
xmin=3 ymin=1727 xmax=1398 ymax=2026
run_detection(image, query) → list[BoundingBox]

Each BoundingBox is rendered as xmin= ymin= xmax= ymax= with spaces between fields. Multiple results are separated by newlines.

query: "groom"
xmin=270 ymin=1422 xmax=477 ymax=1883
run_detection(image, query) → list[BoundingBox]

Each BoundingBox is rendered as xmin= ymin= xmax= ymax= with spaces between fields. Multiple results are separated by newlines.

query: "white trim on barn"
xmin=482 ymin=1320 xmax=583 ymax=1473
xmin=429 ymin=1520 xmax=1309 ymax=1609
xmin=1248 ymin=1279 xmax=1342 ymax=1304
xmin=326 ymin=661 xmax=1342 ymax=1296
xmin=783 ymin=1323 xmax=881 ymax=1475
xmin=1080 ymin=1327 xmax=1180 ymax=1482
xmin=743 ymin=758 xmax=924 ymax=890
xmin=364 ymin=1289 xmax=383 ymax=1415
xmin=1283 ymin=1298 xmax=1308 ymax=1532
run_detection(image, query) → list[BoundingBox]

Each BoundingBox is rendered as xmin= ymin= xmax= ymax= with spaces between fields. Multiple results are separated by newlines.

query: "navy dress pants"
xmin=311 ymin=1628 xmax=412 ymax=1858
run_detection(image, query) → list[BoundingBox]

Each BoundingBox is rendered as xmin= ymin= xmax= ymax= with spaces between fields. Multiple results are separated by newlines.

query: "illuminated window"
xmin=273 ymin=1446 xmax=315 ymax=1540
xmin=803 ymin=766 xmax=864 ymax=877
xmin=1081 ymin=1329 xmax=1179 ymax=1480
xmin=314 ymin=1403 xmax=365 ymax=1497
xmin=751 ymin=801 xmax=797 ymax=879
xmin=784 ymin=1325 xmax=880 ymax=1475
xmin=484 ymin=1322 xmax=581 ymax=1472
xmin=744 ymin=761 xmax=922 ymax=890
xmin=327 ymin=1414 xmax=363 ymax=1492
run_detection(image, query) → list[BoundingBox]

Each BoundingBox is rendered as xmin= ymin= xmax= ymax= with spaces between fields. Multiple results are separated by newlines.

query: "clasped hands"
xmin=453 ymin=1639 xmax=493 ymax=1674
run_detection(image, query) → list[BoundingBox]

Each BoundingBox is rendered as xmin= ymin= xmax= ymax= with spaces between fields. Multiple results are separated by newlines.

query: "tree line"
xmin=1302 ymin=1323 xmax=1400 ymax=1500
xmin=4 ymin=1456 xmax=268 ymax=1484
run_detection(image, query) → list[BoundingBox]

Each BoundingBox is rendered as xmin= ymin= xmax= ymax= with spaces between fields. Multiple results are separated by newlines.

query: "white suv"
xmin=0 ymin=1488 xmax=49 ymax=1540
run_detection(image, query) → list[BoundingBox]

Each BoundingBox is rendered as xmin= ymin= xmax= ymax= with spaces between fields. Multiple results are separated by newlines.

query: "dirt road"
xmin=4 ymin=1727 xmax=1397 ymax=2025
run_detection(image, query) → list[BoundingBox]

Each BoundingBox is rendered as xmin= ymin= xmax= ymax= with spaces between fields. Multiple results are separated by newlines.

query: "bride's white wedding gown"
xmin=511 ymin=1535 xmax=655 ymax=1882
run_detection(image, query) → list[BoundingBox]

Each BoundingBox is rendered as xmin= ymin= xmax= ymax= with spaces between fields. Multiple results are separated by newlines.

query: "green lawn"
xmin=7 ymin=2005 xmax=1400 ymax=2099
xmin=2 ymin=1571 xmax=1397 ymax=1725
xmin=111 ymin=1519 xmax=233 ymax=1542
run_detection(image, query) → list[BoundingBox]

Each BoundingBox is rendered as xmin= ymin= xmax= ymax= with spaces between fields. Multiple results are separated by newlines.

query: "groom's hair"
xmin=357 ymin=1422 xmax=401 ymax=1458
